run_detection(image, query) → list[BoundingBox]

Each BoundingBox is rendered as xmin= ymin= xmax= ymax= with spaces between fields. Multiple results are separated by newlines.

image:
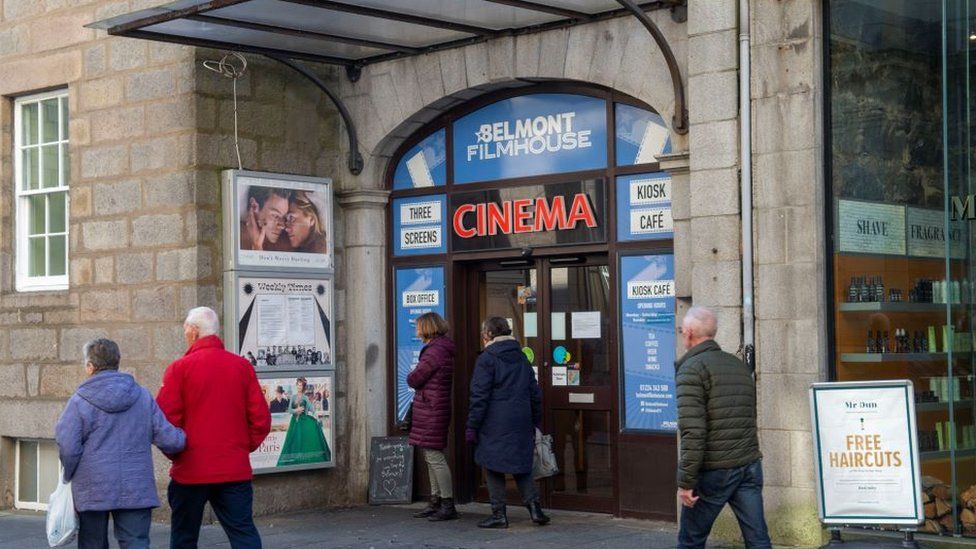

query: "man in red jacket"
xmin=158 ymin=307 xmax=271 ymax=549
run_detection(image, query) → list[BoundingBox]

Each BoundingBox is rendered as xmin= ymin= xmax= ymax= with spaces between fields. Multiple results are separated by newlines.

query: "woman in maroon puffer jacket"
xmin=406 ymin=312 xmax=458 ymax=521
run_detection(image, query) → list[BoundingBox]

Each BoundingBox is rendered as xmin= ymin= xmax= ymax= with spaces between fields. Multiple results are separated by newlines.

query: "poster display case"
xmin=224 ymin=271 xmax=334 ymax=374
xmin=221 ymin=170 xmax=334 ymax=274
xmin=221 ymin=169 xmax=338 ymax=474
xmin=252 ymin=373 xmax=335 ymax=473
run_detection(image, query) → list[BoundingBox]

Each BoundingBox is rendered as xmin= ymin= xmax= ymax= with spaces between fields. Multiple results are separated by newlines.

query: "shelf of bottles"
xmin=836 ymin=264 xmax=976 ymax=470
xmin=842 ymin=276 xmax=972 ymax=359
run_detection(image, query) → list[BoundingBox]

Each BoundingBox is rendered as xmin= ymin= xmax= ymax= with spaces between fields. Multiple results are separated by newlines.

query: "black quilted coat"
xmin=675 ymin=339 xmax=762 ymax=490
xmin=407 ymin=335 xmax=456 ymax=450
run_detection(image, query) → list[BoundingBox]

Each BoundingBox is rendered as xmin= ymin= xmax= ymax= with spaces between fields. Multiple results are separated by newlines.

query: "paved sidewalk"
xmin=0 ymin=502 xmax=744 ymax=548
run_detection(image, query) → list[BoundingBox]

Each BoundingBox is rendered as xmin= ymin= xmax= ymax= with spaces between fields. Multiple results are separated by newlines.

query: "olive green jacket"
xmin=676 ymin=339 xmax=762 ymax=490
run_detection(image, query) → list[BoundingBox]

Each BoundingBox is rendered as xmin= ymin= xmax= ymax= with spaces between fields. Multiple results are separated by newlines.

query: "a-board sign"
xmin=809 ymin=380 xmax=923 ymax=525
xmin=368 ymin=436 xmax=414 ymax=505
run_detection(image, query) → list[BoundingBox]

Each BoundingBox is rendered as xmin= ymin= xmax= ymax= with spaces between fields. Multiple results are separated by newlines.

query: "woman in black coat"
xmin=466 ymin=317 xmax=550 ymax=528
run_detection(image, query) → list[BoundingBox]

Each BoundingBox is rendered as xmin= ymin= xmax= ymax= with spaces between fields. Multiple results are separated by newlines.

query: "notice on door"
xmin=810 ymin=381 xmax=922 ymax=525
xmin=571 ymin=311 xmax=601 ymax=339
xmin=619 ymin=254 xmax=677 ymax=432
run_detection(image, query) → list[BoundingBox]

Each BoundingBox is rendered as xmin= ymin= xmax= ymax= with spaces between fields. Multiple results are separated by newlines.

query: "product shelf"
xmin=840 ymin=353 xmax=973 ymax=363
xmin=916 ymin=400 xmax=976 ymax=412
xmin=839 ymin=302 xmax=964 ymax=313
xmin=920 ymin=448 xmax=976 ymax=461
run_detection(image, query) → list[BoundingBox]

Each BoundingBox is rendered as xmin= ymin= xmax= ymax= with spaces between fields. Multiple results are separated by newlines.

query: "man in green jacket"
xmin=675 ymin=306 xmax=771 ymax=549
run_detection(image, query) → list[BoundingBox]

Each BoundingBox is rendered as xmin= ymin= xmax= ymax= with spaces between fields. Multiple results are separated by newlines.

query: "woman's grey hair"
xmin=683 ymin=306 xmax=718 ymax=338
xmin=83 ymin=338 xmax=121 ymax=372
xmin=481 ymin=316 xmax=512 ymax=339
xmin=185 ymin=306 xmax=220 ymax=337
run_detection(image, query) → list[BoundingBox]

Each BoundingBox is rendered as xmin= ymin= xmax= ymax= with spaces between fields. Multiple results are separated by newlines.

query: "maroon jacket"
xmin=406 ymin=336 xmax=456 ymax=450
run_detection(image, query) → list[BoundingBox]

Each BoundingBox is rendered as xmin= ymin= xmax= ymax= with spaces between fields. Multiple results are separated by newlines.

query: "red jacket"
xmin=406 ymin=336 xmax=455 ymax=450
xmin=157 ymin=335 xmax=271 ymax=484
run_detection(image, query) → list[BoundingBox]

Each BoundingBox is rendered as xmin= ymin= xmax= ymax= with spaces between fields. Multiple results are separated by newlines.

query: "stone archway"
xmin=333 ymin=11 xmax=689 ymax=503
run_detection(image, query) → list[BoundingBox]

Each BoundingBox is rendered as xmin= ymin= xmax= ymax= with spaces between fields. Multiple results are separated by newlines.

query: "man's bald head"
xmin=682 ymin=306 xmax=718 ymax=347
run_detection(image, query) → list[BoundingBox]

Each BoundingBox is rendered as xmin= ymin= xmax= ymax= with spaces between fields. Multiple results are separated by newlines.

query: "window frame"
xmin=13 ymin=89 xmax=70 ymax=293
xmin=14 ymin=438 xmax=61 ymax=512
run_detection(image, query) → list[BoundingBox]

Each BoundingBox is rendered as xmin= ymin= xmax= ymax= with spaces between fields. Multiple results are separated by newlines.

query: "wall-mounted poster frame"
xmin=618 ymin=252 xmax=677 ymax=433
xmin=223 ymin=271 xmax=335 ymax=374
xmin=252 ymin=371 xmax=336 ymax=474
xmin=221 ymin=170 xmax=334 ymax=274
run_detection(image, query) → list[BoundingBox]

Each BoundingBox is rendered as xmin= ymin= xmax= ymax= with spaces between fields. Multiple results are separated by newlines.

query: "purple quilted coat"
xmin=406 ymin=336 xmax=456 ymax=450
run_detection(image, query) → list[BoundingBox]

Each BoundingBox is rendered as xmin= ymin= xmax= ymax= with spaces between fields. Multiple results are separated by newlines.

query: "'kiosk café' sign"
xmin=617 ymin=172 xmax=673 ymax=241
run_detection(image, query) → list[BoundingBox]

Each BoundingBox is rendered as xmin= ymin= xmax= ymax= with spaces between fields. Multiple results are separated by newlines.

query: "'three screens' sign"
xmin=809 ymin=381 xmax=922 ymax=525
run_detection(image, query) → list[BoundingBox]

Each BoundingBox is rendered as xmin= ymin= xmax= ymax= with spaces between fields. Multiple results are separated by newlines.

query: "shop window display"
xmin=829 ymin=0 xmax=976 ymax=537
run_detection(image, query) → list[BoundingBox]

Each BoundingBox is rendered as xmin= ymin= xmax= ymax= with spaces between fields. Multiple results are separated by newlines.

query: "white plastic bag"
xmin=532 ymin=428 xmax=559 ymax=480
xmin=46 ymin=479 xmax=77 ymax=547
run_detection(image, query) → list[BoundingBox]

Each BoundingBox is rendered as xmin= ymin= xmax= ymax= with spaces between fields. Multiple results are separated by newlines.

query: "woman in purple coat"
xmin=55 ymin=339 xmax=185 ymax=549
xmin=406 ymin=312 xmax=458 ymax=521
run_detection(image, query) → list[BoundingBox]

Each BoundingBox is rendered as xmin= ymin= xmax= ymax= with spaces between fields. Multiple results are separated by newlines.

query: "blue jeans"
xmin=78 ymin=508 xmax=152 ymax=549
xmin=168 ymin=480 xmax=262 ymax=549
xmin=678 ymin=459 xmax=772 ymax=549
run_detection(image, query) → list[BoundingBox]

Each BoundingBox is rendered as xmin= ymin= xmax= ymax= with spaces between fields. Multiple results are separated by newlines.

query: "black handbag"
xmin=397 ymin=402 xmax=413 ymax=432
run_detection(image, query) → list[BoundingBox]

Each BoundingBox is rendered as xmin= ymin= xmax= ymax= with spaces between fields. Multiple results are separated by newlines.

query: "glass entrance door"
xmin=464 ymin=255 xmax=616 ymax=513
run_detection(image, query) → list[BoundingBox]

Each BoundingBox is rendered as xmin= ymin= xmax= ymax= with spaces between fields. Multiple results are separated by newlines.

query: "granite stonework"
xmin=0 ymin=2 xmax=342 ymax=514
xmin=0 ymin=1 xmax=842 ymax=547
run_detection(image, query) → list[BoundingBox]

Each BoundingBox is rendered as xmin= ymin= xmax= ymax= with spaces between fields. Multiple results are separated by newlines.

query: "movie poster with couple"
xmin=252 ymin=375 xmax=335 ymax=472
xmin=223 ymin=171 xmax=333 ymax=273
xmin=234 ymin=274 xmax=333 ymax=373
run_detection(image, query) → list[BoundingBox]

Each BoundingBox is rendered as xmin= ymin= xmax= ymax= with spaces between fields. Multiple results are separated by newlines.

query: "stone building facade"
xmin=0 ymin=0 xmax=833 ymax=547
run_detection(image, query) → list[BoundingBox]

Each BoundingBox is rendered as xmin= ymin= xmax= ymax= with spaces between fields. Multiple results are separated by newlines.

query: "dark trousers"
xmin=678 ymin=459 xmax=772 ymax=549
xmin=168 ymin=480 xmax=262 ymax=549
xmin=78 ymin=508 xmax=152 ymax=549
xmin=485 ymin=469 xmax=539 ymax=508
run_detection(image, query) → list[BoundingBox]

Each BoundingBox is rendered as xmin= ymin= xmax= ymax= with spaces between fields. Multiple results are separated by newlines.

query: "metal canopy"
xmin=89 ymin=0 xmax=681 ymax=76
xmin=89 ymin=0 xmax=687 ymax=175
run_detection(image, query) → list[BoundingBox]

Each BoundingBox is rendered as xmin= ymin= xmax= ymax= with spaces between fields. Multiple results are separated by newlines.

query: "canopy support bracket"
xmin=614 ymin=0 xmax=688 ymax=135
xmin=265 ymin=54 xmax=365 ymax=175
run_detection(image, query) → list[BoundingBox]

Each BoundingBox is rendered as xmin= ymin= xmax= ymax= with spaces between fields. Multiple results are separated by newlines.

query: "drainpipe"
xmin=739 ymin=0 xmax=755 ymax=369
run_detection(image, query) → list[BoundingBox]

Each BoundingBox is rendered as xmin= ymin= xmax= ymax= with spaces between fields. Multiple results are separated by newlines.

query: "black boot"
xmin=526 ymin=501 xmax=550 ymax=525
xmin=428 ymin=497 xmax=459 ymax=521
xmin=413 ymin=496 xmax=440 ymax=518
xmin=477 ymin=505 xmax=509 ymax=528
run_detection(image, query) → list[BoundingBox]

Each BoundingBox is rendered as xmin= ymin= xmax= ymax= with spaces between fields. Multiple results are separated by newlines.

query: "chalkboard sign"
xmin=368 ymin=436 xmax=414 ymax=504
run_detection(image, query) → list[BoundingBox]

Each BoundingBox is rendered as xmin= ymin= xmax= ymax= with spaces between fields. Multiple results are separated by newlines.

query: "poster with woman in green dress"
xmin=251 ymin=375 xmax=335 ymax=472
xmin=278 ymin=377 xmax=332 ymax=466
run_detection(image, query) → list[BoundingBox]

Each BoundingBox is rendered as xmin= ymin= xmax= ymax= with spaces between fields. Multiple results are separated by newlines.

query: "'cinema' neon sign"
xmin=452 ymin=193 xmax=597 ymax=238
